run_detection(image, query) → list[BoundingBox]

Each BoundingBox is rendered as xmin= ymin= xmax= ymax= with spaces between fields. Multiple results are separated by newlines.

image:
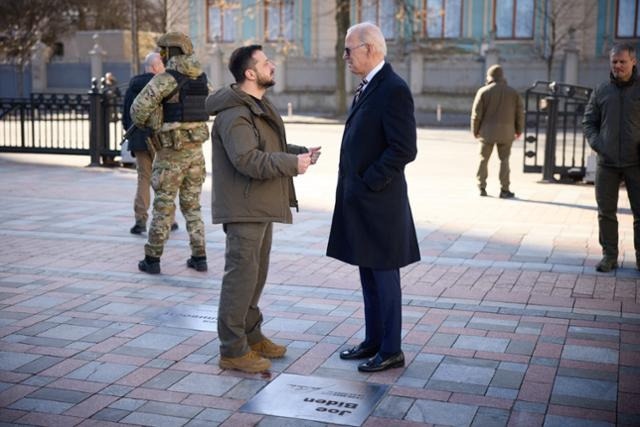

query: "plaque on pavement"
xmin=241 ymin=373 xmax=388 ymax=426
xmin=145 ymin=305 xmax=217 ymax=331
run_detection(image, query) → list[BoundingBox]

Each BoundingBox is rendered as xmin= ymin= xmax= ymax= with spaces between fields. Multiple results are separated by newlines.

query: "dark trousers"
xmin=217 ymin=222 xmax=272 ymax=357
xmin=359 ymin=267 xmax=402 ymax=356
xmin=595 ymin=165 xmax=640 ymax=258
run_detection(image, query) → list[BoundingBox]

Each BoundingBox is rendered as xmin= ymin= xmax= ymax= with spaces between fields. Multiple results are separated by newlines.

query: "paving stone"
xmin=144 ymin=359 xmax=175 ymax=369
xmin=98 ymin=384 xmax=134 ymax=397
xmin=91 ymin=407 xmax=130 ymax=422
xmin=125 ymin=333 xmax=188 ymax=351
xmin=372 ymin=395 xmax=414 ymax=419
xmin=486 ymin=386 xmax=519 ymax=400
xmin=29 ymin=387 xmax=90 ymax=403
xmin=194 ymin=408 xmax=233 ymax=423
xmin=20 ymin=375 xmax=57 ymax=387
xmin=67 ymin=361 xmax=137 ymax=383
xmin=561 ymin=345 xmax=618 ymax=364
xmin=445 ymin=356 xmax=499 ymax=369
xmin=109 ymin=397 xmax=147 ymax=411
xmin=530 ymin=357 xmax=559 ymax=367
xmin=16 ymin=295 xmax=67 ymax=309
xmin=138 ymin=401 xmax=203 ymax=418
xmin=491 ymin=369 xmax=524 ymax=389
xmin=427 ymin=333 xmax=458 ymax=348
xmin=506 ymin=340 xmax=536 ymax=356
xmin=0 ymin=351 xmax=40 ymax=371
xmin=95 ymin=302 xmax=146 ymax=316
xmin=9 ymin=397 xmax=74 ymax=414
xmin=403 ymin=361 xmax=439 ymax=380
xmin=498 ymin=362 xmax=528 ymax=372
xmin=453 ymin=335 xmax=509 ymax=353
xmin=261 ymin=317 xmax=315 ymax=332
xmin=471 ymin=407 xmax=510 ymax=427
xmin=432 ymin=362 xmax=495 ymax=386
xmin=513 ymin=400 xmax=547 ymax=414
xmin=551 ymin=376 xmax=617 ymax=410
xmin=120 ymin=411 xmax=190 ymax=427
xmin=16 ymin=321 xmax=59 ymax=336
xmin=38 ymin=325 xmax=99 ymax=340
xmin=556 ymin=367 xmax=617 ymax=382
xmin=142 ymin=369 xmax=189 ymax=389
xmin=468 ymin=317 xmax=518 ymax=332
xmin=223 ymin=379 xmax=267 ymax=400
xmin=169 ymin=372 xmax=241 ymax=396
xmin=567 ymin=326 xmax=619 ymax=342
xmin=543 ymin=414 xmax=614 ymax=427
xmin=14 ymin=356 xmax=62 ymax=374
xmin=113 ymin=345 xmax=162 ymax=358
xmin=405 ymin=399 xmax=478 ymax=426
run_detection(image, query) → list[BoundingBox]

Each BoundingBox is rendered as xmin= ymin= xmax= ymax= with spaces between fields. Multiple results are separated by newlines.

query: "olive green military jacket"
xmin=130 ymin=54 xmax=209 ymax=144
xmin=471 ymin=77 xmax=524 ymax=144
xmin=206 ymin=85 xmax=308 ymax=224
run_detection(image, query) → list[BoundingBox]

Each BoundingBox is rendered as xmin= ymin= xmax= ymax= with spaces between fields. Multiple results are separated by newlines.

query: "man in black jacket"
xmin=122 ymin=52 xmax=177 ymax=235
xmin=583 ymin=43 xmax=640 ymax=272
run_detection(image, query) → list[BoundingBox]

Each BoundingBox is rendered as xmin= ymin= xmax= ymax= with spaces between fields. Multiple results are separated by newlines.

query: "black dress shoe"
xmin=339 ymin=343 xmax=379 ymax=360
xmin=358 ymin=351 xmax=405 ymax=372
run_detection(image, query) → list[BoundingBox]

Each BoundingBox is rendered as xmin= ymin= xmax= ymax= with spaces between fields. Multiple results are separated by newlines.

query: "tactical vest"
xmin=162 ymin=69 xmax=209 ymax=123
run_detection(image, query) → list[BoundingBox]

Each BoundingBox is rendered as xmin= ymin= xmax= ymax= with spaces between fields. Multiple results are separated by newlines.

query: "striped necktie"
xmin=353 ymin=78 xmax=368 ymax=104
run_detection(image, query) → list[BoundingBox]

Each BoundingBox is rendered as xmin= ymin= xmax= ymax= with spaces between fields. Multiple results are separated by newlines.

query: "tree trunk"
xmin=335 ymin=0 xmax=350 ymax=115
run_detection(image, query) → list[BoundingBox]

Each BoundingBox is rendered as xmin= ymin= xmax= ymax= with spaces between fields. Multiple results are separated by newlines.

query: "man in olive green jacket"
xmin=206 ymin=45 xmax=321 ymax=373
xmin=471 ymin=65 xmax=524 ymax=198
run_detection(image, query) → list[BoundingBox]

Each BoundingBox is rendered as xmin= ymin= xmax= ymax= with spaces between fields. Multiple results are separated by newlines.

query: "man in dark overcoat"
xmin=327 ymin=22 xmax=420 ymax=372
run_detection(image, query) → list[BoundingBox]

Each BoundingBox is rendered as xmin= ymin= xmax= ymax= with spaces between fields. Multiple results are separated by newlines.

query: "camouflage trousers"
xmin=145 ymin=143 xmax=206 ymax=258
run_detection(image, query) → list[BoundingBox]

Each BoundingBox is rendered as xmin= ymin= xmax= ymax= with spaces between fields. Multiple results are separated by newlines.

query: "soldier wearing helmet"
xmin=131 ymin=31 xmax=210 ymax=275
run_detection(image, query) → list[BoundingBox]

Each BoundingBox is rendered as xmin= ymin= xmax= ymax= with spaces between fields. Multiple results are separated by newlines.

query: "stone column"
xmin=408 ymin=48 xmax=424 ymax=96
xmin=273 ymin=40 xmax=286 ymax=94
xmin=483 ymin=31 xmax=499 ymax=78
xmin=563 ymin=29 xmax=579 ymax=85
xmin=208 ymin=38 xmax=224 ymax=90
xmin=89 ymin=34 xmax=106 ymax=83
xmin=30 ymin=40 xmax=48 ymax=93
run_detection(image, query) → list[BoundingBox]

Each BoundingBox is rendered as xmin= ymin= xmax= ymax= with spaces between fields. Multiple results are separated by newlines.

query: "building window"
xmin=265 ymin=0 xmax=295 ymax=41
xmin=494 ymin=0 xmax=535 ymax=39
xmin=422 ymin=0 xmax=463 ymax=38
xmin=616 ymin=0 xmax=640 ymax=38
xmin=356 ymin=0 xmax=396 ymax=39
xmin=207 ymin=0 xmax=240 ymax=42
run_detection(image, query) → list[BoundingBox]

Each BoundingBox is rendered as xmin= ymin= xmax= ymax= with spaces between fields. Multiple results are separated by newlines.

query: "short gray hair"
xmin=610 ymin=43 xmax=636 ymax=59
xmin=347 ymin=22 xmax=387 ymax=56
xmin=143 ymin=52 xmax=162 ymax=71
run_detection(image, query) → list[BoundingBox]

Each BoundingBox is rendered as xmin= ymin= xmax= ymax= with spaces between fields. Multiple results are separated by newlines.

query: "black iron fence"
xmin=0 ymin=78 xmax=124 ymax=165
xmin=523 ymin=81 xmax=593 ymax=181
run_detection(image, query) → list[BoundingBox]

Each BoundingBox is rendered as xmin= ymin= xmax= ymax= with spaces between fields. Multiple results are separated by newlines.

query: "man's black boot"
xmin=138 ymin=256 xmax=161 ymax=274
xmin=187 ymin=256 xmax=207 ymax=272
xmin=130 ymin=224 xmax=146 ymax=234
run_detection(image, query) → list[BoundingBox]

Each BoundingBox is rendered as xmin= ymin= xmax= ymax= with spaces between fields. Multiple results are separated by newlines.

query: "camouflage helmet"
xmin=157 ymin=31 xmax=193 ymax=55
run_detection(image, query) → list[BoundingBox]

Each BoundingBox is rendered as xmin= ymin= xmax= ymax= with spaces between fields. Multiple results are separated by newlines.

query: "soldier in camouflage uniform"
xmin=131 ymin=32 xmax=210 ymax=275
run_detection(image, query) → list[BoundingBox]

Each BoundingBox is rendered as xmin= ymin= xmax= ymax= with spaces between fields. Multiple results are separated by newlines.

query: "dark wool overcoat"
xmin=326 ymin=63 xmax=420 ymax=269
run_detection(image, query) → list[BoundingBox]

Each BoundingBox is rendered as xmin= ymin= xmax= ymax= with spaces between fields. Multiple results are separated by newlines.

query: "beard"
xmin=257 ymin=73 xmax=275 ymax=89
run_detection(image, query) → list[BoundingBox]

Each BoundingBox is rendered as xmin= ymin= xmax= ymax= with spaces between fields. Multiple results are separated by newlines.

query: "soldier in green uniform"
xmin=131 ymin=32 xmax=209 ymax=274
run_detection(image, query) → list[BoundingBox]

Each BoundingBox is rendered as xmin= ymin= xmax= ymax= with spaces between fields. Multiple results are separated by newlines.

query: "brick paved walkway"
xmin=0 ymin=125 xmax=639 ymax=426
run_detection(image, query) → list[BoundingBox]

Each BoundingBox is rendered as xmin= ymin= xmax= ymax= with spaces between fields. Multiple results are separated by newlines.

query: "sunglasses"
xmin=344 ymin=43 xmax=367 ymax=57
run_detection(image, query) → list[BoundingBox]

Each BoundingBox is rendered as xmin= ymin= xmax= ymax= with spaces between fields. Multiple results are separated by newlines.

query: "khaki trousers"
xmin=477 ymin=140 xmax=512 ymax=191
xmin=217 ymin=222 xmax=272 ymax=358
xmin=133 ymin=150 xmax=153 ymax=226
